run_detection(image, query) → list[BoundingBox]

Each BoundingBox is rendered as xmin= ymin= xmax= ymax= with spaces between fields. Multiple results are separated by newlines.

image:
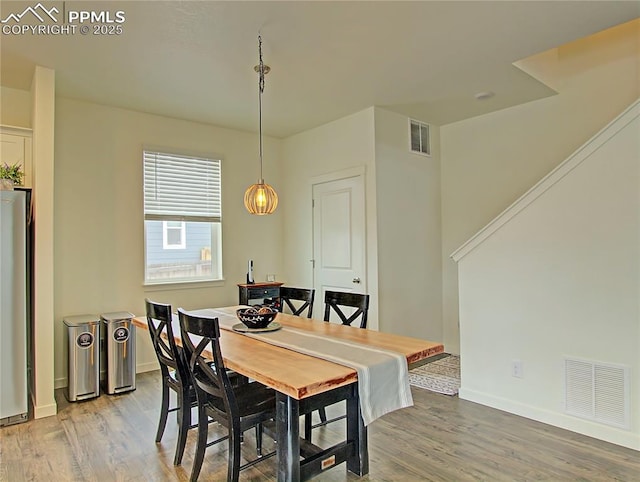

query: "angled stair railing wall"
xmin=451 ymin=98 xmax=640 ymax=451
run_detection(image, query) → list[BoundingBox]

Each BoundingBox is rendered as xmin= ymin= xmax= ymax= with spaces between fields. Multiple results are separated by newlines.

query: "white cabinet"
xmin=1 ymin=127 xmax=33 ymax=188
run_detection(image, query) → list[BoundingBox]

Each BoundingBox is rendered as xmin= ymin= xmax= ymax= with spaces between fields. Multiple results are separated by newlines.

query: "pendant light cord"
xmin=258 ymin=34 xmax=265 ymax=183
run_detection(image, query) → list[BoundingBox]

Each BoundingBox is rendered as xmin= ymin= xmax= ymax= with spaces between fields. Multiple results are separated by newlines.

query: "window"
xmin=143 ymin=150 xmax=222 ymax=283
xmin=162 ymin=221 xmax=186 ymax=249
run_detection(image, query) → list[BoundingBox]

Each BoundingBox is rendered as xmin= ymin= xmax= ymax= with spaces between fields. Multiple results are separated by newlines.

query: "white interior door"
xmin=312 ymin=175 xmax=366 ymax=320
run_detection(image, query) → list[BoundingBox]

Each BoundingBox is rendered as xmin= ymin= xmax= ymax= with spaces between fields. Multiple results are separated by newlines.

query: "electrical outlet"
xmin=512 ymin=360 xmax=523 ymax=378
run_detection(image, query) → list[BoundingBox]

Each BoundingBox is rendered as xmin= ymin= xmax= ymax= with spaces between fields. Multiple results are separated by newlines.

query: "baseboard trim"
xmin=459 ymin=387 xmax=640 ymax=451
xmin=33 ymin=401 xmax=57 ymax=419
xmin=136 ymin=361 xmax=158 ymax=373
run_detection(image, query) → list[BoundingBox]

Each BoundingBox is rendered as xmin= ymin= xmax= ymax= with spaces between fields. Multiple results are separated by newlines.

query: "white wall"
xmin=31 ymin=67 xmax=57 ymax=418
xmin=281 ymin=106 xmax=445 ymax=340
xmin=53 ymin=97 xmax=283 ymax=386
xmin=1 ymin=86 xmax=31 ymax=128
xmin=373 ymin=108 xmax=442 ymax=339
xmin=281 ymin=108 xmax=379 ymax=328
xmin=441 ymin=25 xmax=640 ymax=354
xmin=454 ymin=103 xmax=639 ymax=450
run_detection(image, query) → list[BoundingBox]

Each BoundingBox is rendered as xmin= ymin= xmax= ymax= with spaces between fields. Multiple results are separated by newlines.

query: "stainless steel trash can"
xmin=101 ymin=311 xmax=136 ymax=394
xmin=63 ymin=315 xmax=100 ymax=402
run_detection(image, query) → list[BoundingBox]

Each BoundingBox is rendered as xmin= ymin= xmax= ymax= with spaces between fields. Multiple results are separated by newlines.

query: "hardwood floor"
xmin=1 ymin=371 xmax=637 ymax=481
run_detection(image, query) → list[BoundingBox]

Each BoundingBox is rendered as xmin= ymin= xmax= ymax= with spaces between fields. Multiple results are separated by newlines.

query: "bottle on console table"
xmin=246 ymin=259 xmax=254 ymax=284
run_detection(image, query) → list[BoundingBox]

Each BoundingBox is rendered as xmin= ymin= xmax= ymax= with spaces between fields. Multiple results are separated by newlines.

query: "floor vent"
xmin=409 ymin=119 xmax=431 ymax=156
xmin=564 ymin=357 xmax=630 ymax=429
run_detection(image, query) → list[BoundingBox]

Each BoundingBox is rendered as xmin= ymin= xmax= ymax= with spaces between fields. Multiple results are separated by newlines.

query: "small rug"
xmin=409 ymin=354 xmax=460 ymax=396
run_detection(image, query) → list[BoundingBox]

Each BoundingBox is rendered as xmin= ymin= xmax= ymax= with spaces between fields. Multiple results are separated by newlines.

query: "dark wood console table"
xmin=238 ymin=281 xmax=283 ymax=306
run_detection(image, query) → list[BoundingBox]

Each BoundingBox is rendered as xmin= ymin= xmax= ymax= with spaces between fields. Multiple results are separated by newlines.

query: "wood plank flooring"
xmin=1 ymin=371 xmax=638 ymax=481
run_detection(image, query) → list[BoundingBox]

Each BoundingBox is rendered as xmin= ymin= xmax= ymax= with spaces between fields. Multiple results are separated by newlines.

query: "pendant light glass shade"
xmin=244 ymin=180 xmax=278 ymax=215
xmin=244 ymin=34 xmax=279 ymax=215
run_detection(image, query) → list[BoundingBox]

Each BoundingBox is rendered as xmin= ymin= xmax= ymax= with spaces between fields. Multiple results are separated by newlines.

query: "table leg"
xmin=276 ymin=391 xmax=300 ymax=482
xmin=346 ymin=384 xmax=368 ymax=476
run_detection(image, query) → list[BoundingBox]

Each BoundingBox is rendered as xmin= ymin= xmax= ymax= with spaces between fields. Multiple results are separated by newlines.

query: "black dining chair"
xmin=304 ymin=290 xmax=371 ymax=441
xmin=178 ymin=309 xmax=276 ymax=482
xmin=323 ymin=290 xmax=370 ymax=328
xmin=145 ymin=299 xmax=197 ymax=466
xmin=279 ymin=286 xmax=315 ymax=318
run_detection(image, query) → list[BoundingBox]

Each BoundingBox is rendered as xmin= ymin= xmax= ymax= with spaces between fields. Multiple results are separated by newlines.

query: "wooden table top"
xmin=133 ymin=306 xmax=444 ymax=400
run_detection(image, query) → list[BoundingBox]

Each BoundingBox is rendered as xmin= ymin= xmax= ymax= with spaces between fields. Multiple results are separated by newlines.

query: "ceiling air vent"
xmin=564 ymin=357 xmax=630 ymax=429
xmin=409 ymin=119 xmax=431 ymax=156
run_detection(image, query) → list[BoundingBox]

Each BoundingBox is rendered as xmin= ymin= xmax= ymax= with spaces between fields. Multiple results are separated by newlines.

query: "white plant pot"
xmin=0 ymin=179 xmax=15 ymax=191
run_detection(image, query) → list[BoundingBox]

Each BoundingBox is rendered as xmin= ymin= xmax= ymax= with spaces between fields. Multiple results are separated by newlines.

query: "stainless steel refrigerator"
xmin=0 ymin=188 xmax=31 ymax=426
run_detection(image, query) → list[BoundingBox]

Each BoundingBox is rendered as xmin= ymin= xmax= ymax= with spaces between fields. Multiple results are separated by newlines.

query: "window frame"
xmin=162 ymin=220 xmax=186 ymax=250
xmin=143 ymin=148 xmax=223 ymax=285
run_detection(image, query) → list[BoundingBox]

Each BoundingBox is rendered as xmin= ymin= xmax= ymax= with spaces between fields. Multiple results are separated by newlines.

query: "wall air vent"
xmin=564 ymin=357 xmax=630 ymax=429
xmin=409 ymin=119 xmax=431 ymax=156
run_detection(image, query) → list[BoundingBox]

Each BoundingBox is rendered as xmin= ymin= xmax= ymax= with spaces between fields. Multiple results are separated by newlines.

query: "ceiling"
xmin=1 ymin=1 xmax=638 ymax=138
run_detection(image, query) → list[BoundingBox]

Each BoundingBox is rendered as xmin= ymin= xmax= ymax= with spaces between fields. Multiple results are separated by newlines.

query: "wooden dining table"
xmin=133 ymin=305 xmax=444 ymax=481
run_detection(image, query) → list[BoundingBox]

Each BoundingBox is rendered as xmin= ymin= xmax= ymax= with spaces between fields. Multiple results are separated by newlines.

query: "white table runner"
xmin=191 ymin=308 xmax=413 ymax=426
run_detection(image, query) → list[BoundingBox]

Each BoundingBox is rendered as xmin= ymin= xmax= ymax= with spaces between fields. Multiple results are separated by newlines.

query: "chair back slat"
xmin=279 ymin=286 xmax=315 ymax=318
xmin=178 ymin=309 xmax=238 ymax=420
xmin=145 ymin=299 xmax=187 ymax=380
xmin=323 ymin=290 xmax=370 ymax=329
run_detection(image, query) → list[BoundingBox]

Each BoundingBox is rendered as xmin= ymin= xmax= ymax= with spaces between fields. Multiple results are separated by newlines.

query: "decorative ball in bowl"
xmin=236 ymin=306 xmax=278 ymax=329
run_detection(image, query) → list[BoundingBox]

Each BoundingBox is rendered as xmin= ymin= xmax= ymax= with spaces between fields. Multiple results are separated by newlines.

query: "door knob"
xmin=352 ymin=277 xmax=361 ymax=284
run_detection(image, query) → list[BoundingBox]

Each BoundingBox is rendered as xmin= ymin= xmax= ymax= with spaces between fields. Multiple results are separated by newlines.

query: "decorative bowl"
xmin=236 ymin=306 xmax=278 ymax=329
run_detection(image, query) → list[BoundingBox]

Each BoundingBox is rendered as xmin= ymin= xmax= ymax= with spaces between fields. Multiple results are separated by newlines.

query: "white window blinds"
xmin=143 ymin=150 xmax=222 ymax=222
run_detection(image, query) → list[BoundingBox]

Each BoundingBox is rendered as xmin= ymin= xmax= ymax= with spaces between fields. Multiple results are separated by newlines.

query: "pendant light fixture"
xmin=244 ymin=34 xmax=279 ymax=215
